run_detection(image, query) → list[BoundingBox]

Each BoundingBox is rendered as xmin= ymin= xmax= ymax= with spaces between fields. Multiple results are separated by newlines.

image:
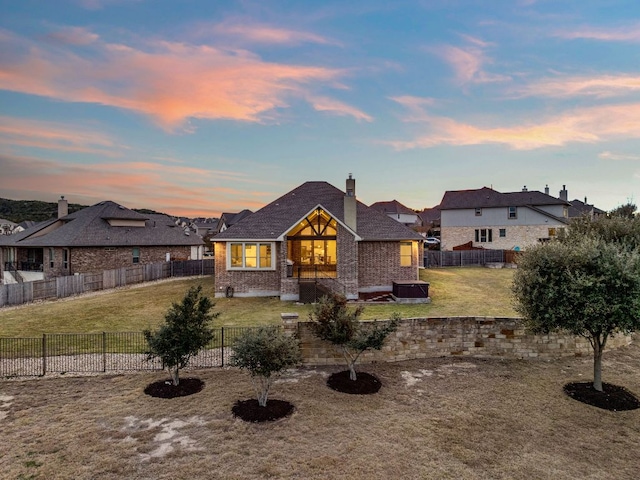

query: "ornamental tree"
xmin=230 ymin=326 xmax=301 ymax=407
xmin=512 ymin=237 xmax=640 ymax=391
xmin=144 ymin=285 xmax=219 ymax=386
xmin=309 ymin=294 xmax=399 ymax=381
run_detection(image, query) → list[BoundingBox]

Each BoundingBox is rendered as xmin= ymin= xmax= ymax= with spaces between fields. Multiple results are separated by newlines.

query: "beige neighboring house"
xmin=213 ymin=176 xmax=424 ymax=301
xmin=438 ymin=186 xmax=570 ymax=251
xmin=0 ymin=197 xmax=204 ymax=284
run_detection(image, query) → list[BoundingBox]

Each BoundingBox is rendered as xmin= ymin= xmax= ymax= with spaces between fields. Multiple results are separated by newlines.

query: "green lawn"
xmin=0 ymin=267 xmax=517 ymax=337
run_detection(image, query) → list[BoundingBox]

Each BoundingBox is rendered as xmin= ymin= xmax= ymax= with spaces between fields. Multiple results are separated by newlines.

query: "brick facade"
xmin=213 ymin=242 xmax=281 ymax=297
xmin=358 ymin=241 xmax=419 ymax=292
xmin=282 ymin=316 xmax=632 ymax=365
xmin=66 ymin=246 xmax=193 ymax=276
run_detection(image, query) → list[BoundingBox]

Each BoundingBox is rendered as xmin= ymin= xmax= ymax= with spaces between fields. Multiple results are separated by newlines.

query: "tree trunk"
xmin=593 ymin=339 xmax=603 ymax=392
xmin=258 ymin=376 xmax=271 ymax=407
xmin=170 ymin=367 xmax=180 ymax=386
xmin=348 ymin=363 xmax=357 ymax=381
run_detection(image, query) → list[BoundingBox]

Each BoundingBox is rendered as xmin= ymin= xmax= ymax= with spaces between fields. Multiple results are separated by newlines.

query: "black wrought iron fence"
xmin=0 ymin=326 xmax=267 ymax=377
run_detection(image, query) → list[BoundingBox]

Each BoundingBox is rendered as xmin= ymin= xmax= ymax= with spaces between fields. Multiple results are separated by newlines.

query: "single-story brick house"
xmin=0 ymin=197 xmax=204 ymax=283
xmin=213 ymin=176 xmax=424 ymax=301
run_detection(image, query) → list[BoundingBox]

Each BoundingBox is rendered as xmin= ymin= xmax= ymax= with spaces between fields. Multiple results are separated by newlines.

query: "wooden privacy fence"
xmin=0 ymin=326 xmax=261 ymax=377
xmin=0 ymin=259 xmax=214 ymax=308
xmin=424 ymin=249 xmax=519 ymax=268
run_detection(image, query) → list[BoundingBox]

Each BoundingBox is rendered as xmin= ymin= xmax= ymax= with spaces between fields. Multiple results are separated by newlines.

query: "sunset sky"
xmin=1 ymin=0 xmax=640 ymax=217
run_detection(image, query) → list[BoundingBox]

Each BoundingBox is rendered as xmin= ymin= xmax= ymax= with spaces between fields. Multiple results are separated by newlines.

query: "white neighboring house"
xmin=438 ymin=186 xmax=570 ymax=251
xmin=369 ymin=200 xmax=420 ymax=227
xmin=0 ymin=219 xmax=22 ymax=236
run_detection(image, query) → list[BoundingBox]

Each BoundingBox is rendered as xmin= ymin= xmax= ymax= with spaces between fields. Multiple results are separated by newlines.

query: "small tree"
xmin=144 ymin=285 xmax=219 ymax=386
xmin=513 ymin=238 xmax=640 ymax=391
xmin=309 ymin=294 xmax=399 ymax=381
xmin=230 ymin=326 xmax=301 ymax=407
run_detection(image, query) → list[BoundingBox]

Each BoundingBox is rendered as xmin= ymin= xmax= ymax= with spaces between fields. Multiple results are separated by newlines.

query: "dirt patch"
xmin=327 ymin=370 xmax=381 ymax=394
xmin=144 ymin=377 xmax=204 ymax=398
xmin=232 ymin=399 xmax=295 ymax=422
xmin=564 ymin=382 xmax=640 ymax=411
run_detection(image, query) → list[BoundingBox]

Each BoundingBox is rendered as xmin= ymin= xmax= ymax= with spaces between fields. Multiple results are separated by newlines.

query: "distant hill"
xmin=0 ymin=198 xmax=165 ymax=224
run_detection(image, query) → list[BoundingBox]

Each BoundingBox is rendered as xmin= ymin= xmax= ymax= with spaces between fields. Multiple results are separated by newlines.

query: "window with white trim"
xmin=508 ymin=206 xmax=517 ymax=219
xmin=132 ymin=247 xmax=140 ymax=264
xmin=228 ymin=242 xmax=274 ymax=270
xmin=475 ymin=228 xmax=493 ymax=243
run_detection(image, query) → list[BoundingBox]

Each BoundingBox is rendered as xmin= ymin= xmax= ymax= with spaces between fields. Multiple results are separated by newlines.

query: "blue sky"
xmin=1 ymin=0 xmax=639 ymax=217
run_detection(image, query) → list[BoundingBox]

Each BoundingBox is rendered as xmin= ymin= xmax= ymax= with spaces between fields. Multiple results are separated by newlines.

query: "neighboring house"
xmin=192 ymin=220 xmax=219 ymax=237
xmin=215 ymin=210 xmax=253 ymax=234
xmin=0 ymin=197 xmax=204 ymax=284
xmin=369 ymin=200 xmax=420 ymax=227
xmin=0 ymin=219 xmax=20 ymax=235
xmin=416 ymin=206 xmax=441 ymax=237
xmin=212 ymin=176 xmax=424 ymax=301
xmin=438 ymin=186 xmax=570 ymax=251
xmin=568 ymin=198 xmax=606 ymax=219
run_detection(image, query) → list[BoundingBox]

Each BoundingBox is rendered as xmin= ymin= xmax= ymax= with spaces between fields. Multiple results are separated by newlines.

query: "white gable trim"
xmin=276 ymin=203 xmax=361 ymax=241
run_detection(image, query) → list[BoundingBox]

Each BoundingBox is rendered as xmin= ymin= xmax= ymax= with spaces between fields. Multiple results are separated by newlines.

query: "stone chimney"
xmin=58 ymin=196 xmax=68 ymax=218
xmin=344 ymin=174 xmax=357 ymax=232
xmin=559 ymin=185 xmax=568 ymax=201
xmin=544 ymin=185 xmax=549 ymax=195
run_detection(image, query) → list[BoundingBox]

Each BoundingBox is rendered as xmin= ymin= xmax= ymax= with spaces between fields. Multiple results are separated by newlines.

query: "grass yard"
xmin=0 ymin=267 xmax=517 ymax=337
xmin=1 ymin=340 xmax=639 ymax=479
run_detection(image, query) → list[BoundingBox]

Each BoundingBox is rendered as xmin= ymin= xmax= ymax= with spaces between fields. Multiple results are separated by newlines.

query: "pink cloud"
xmin=0 ymin=116 xmax=120 ymax=156
xmin=514 ymin=74 xmax=640 ymax=98
xmin=308 ymin=96 xmax=373 ymax=122
xmin=211 ymin=22 xmax=336 ymax=46
xmin=388 ymin=98 xmax=640 ymax=150
xmin=430 ymin=42 xmax=510 ymax=85
xmin=0 ymin=153 xmax=271 ymax=217
xmin=0 ymin=29 xmax=350 ymax=131
xmin=556 ymin=24 xmax=640 ymax=42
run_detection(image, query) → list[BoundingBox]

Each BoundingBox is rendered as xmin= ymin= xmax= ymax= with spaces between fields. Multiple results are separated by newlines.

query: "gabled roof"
xmin=568 ymin=198 xmax=606 ymax=218
xmin=214 ymin=181 xmax=423 ymax=241
xmin=370 ymin=200 xmax=417 ymax=216
xmin=418 ymin=206 xmax=441 ymax=225
xmin=440 ymin=187 xmax=570 ymax=209
xmin=0 ymin=201 xmax=203 ymax=247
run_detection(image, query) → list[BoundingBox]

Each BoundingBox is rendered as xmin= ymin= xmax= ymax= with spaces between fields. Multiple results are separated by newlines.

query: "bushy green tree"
xmin=144 ymin=285 xmax=219 ymax=386
xmin=563 ymin=214 xmax=640 ymax=251
xmin=609 ymin=202 xmax=637 ymax=219
xmin=309 ymin=294 xmax=399 ymax=381
xmin=513 ymin=238 xmax=640 ymax=391
xmin=230 ymin=326 xmax=301 ymax=407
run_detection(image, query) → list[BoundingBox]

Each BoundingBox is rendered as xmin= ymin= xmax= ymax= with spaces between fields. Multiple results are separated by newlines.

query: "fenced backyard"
xmin=424 ymin=249 xmax=519 ymax=267
xmin=0 ymin=326 xmax=261 ymax=377
xmin=0 ymin=259 xmax=214 ymax=307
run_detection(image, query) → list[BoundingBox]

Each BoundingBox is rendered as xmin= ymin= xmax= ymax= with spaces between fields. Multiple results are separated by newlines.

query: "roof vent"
xmin=118 ymin=205 xmax=125 ymax=210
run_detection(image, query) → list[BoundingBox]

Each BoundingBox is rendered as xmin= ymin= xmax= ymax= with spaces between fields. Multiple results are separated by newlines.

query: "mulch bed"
xmin=144 ymin=377 xmax=204 ymax=399
xmin=563 ymin=382 xmax=640 ymax=411
xmin=327 ymin=370 xmax=381 ymax=395
xmin=232 ymin=399 xmax=295 ymax=422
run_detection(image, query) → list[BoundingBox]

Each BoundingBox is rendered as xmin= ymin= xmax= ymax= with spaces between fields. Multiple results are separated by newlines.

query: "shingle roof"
xmin=568 ymin=198 xmax=606 ymax=217
xmin=0 ymin=201 xmax=203 ymax=247
xmin=370 ymin=200 xmax=417 ymax=216
xmin=440 ymin=187 xmax=570 ymax=209
xmin=214 ymin=181 xmax=423 ymax=241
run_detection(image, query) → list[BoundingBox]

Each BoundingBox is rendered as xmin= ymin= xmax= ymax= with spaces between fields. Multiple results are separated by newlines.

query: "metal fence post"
xmin=42 ymin=334 xmax=47 ymax=376
xmin=221 ymin=327 xmax=225 ymax=367
xmin=102 ymin=332 xmax=107 ymax=372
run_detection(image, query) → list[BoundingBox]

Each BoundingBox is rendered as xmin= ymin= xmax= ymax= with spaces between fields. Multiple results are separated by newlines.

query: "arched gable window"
xmin=287 ymin=208 xmax=337 ymax=277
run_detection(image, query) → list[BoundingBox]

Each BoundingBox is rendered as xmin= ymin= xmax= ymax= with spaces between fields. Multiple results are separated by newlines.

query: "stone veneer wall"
xmin=441 ymin=225 xmax=561 ymax=251
xmin=281 ymin=316 xmax=632 ymax=365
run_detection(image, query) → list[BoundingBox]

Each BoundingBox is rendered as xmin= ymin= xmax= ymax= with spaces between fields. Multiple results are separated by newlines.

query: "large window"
xmin=228 ymin=242 xmax=274 ymax=270
xmin=287 ymin=208 xmax=337 ymax=277
xmin=400 ymin=242 xmax=412 ymax=267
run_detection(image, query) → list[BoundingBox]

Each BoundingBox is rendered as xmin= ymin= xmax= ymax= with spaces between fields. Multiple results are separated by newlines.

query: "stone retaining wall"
xmin=281 ymin=315 xmax=632 ymax=366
